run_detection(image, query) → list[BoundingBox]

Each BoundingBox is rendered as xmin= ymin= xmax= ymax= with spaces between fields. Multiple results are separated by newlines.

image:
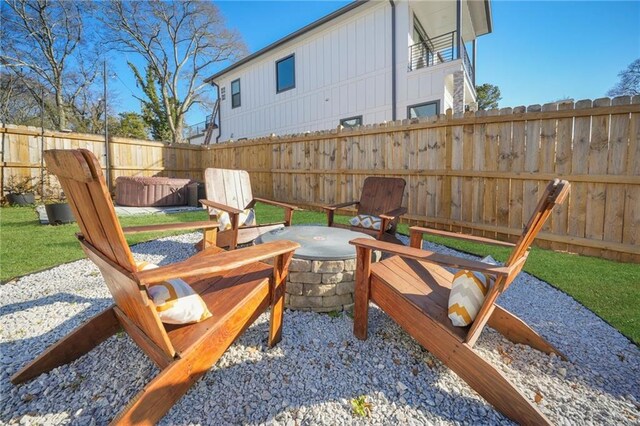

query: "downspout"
xmin=389 ymin=0 xmax=396 ymax=121
xmin=456 ymin=0 xmax=462 ymax=60
xmin=472 ymin=39 xmax=477 ymax=87
xmin=213 ymin=82 xmax=222 ymax=144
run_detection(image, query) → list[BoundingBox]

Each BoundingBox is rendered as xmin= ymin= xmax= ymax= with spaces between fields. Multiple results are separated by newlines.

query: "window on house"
xmin=340 ymin=116 xmax=363 ymax=128
xmin=276 ymin=54 xmax=295 ymax=93
xmin=407 ymin=101 xmax=439 ymax=119
xmin=231 ymin=79 xmax=241 ymax=108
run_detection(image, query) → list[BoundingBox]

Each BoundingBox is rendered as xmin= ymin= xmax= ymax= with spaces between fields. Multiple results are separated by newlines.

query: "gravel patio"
xmin=1 ymin=233 xmax=638 ymax=425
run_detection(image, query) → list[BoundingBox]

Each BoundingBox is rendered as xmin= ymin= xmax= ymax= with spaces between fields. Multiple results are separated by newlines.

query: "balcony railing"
xmin=408 ymin=31 xmax=474 ymax=84
xmin=183 ymin=113 xmax=216 ymax=140
xmin=183 ymin=119 xmax=208 ymax=139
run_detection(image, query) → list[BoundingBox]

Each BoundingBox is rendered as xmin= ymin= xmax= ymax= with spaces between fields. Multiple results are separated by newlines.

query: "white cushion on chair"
xmin=137 ymin=261 xmax=212 ymax=324
xmin=349 ymin=214 xmax=391 ymax=231
xmin=448 ymin=256 xmax=497 ymax=327
xmin=217 ymin=208 xmax=256 ymax=231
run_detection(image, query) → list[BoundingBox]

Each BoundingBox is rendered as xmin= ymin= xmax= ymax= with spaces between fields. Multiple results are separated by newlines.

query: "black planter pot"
xmin=6 ymin=192 xmax=36 ymax=206
xmin=45 ymin=202 xmax=76 ymax=225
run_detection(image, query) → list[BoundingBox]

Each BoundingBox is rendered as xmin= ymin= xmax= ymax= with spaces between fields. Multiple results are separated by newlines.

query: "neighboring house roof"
xmin=204 ymin=0 xmax=369 ymax=84
xmin=205 ymin=0 xmax=493 ymax=84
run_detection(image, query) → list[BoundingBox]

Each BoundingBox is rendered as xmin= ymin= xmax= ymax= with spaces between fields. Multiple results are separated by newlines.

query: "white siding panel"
xmin=347 ymin=21 xmax=357 ymax=79
xmin=356 ymin=17 xmax=365 ymax=77
xmin=338 ymin=26 xmax=348 ymax=81
xmin=356 ymin=79 xmax=366 ymax=111
xmin=348 ymin=84 xmax=357 ymax=113
xmin=331 ymin=30 xmax=340 ymax=84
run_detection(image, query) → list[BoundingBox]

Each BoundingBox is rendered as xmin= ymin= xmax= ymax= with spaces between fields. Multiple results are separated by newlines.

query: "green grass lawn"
xmin=1 ymin=204 xmax=638 ymax=344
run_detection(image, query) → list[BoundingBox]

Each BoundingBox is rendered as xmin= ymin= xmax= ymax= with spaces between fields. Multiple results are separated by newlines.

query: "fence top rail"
xmin=0 ymin=126 xmax=201 ymax=150
xmin=203 ymin=96 xmax=640 ymax=150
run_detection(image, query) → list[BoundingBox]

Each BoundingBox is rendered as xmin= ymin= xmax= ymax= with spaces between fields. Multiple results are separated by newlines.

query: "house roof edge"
xmin=204 ymin=0 xmax=370 ymax=84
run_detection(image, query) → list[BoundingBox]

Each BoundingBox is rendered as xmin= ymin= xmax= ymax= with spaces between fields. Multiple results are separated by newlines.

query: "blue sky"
xmin=111 ymin=1 xmax=640 ymax=124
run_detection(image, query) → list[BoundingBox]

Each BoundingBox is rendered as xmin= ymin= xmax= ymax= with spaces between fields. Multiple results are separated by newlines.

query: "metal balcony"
xmin=408 ymin=31 xmax=474 ymax=84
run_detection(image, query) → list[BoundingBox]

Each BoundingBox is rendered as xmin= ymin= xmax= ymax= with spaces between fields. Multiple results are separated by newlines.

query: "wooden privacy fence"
xmin=0 ymin=126 xmax=203 ymax=195
xmin=1 ymin=97 xmax=639 ymax=262
xmin=203 ymin=97 xmax=640 ymax=262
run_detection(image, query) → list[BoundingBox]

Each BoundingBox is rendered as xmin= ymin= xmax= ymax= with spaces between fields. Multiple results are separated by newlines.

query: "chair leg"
xmin=446 ymin=341 xmax=552 ymax=425
xmin=269 ymin=251 xmax=293 ymax=347
xmin=111 ymin=293 xmax=269 ymax=425
xmin=488 ymin=304 xmax=567 ymax=360
xmin=353 ymin=247 xmax=373 ymax=340
xmin=370 ymin=279 xmax=552 ymax=425
xmin=11 ymin=306 xmax=121 ymax=384
xmin=111 ymin=352 xmax=210 ymax=425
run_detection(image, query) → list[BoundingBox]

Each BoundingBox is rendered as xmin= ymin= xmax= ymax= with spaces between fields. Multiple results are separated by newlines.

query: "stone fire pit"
xmin=256 ymin=226 xmax=381 ymax=312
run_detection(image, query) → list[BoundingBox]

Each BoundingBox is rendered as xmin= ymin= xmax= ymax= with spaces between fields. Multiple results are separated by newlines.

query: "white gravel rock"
xmin=1 ymin=232 xmax=638 ymax=425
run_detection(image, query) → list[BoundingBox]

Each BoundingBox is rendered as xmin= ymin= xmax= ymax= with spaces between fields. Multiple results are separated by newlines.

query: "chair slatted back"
xmin=506 ymin=179 xmax=571 ymax=267
xmin=204 ymin=168 xmax=253 ymax=214
xmin=465 ymin=179 xmax=571 ymax=345
xmin=357 ymin=177 xmax=406 ymax=217
xmin=44 ymin=149 xmax=175 ymax=357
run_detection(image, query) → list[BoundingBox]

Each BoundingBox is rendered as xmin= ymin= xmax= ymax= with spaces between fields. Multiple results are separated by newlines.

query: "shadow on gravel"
xmin=0 ymin=293 xmax=112 ymax=379
xmin=129 ymin=238 xmax=198 ymax=265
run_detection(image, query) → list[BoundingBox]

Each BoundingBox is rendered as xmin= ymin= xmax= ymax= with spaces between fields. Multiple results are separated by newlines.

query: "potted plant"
xmin=3 ymin=175 xmax=38 ymax=206
xmin=42 ymin=181 xmax=76 ymax=225
xmin=40 ymin=173 xmax=75 ymax=225
xmin=43 ymin=190 xmax=75 ymax=225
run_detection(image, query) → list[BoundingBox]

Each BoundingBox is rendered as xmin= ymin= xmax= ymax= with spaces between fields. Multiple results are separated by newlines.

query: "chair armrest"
xmin=323 ymin=201 xmax=359 ymax=211
xmin=349 ymin=238 xmax=511 ymax=277
xmin=134 ymin=240 xmax=301 ymax=286
xmin=122 ymin=221 xmax=219 ymax=234
xmin=252 ymin=197 xmax=302 ymax=211
xmin=409 ymin=226 xmax=516 ymax=248
xmin=379 ymin=207 xmax=408 ymax=221
xmin=200 ymin=199 xmax=243 ymax=215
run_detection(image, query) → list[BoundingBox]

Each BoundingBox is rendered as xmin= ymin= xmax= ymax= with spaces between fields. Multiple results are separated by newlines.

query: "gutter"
xmin=485 ymin=0 xmax=493 ymax=34
xmin=389 ymin=0 xmax=396 ymax=121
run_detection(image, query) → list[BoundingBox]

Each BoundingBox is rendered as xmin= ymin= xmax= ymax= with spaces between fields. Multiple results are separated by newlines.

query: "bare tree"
xmin=1 ymin=0 xmax=101 ymax=130
xmin=607 ymin=58 xmax=640 ymax=97
xmin=0 ymin=72 xmax=44 ymax=126
xmin=102 ymin=0 xmax=245 ymax=143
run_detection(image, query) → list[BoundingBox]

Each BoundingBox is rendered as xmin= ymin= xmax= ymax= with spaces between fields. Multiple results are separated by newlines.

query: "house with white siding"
xmin=194 ymin=0 xmax=492 ymax=144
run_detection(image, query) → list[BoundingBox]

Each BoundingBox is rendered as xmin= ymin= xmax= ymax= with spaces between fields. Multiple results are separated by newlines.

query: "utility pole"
xmin=40 ymin=88 xmax=45 ymax=199
xmin=103 ymin=60 xmax=111 ymax=191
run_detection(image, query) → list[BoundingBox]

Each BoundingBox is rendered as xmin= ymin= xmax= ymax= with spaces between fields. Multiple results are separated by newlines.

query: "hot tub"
xmin=115 ymin=176 xmax=193 ymax=207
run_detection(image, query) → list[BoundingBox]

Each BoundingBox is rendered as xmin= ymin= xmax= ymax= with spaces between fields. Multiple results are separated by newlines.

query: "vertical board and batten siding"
xmin=216 ymin=1 xmax=392 ymax=141
xmin=2 ymin=98 xmax=639 ymax=262
xmin=204 ymin=97 xmax=640 ymax=262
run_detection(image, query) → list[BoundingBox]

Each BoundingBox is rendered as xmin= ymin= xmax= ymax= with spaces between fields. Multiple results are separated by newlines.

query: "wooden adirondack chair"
xmin=323 ymin=176 xmax=407 ymax=241
xmin=11 ymin=149 xmax=299 ymax=425
xmin=201 ymin=168 xmax=300 ymax=250
xmin=350 ymin=179 xmax=570 ymax=425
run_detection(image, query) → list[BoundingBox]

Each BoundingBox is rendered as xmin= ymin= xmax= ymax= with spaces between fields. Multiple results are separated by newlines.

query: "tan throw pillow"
xmin=137 ymin=261 xmax=212 ymax=324
xmin=349 ymin=214 xmax=390 ymax=231
xmin=447 ymin=256 xmax=497 ymax=327
xmin=217 ymin=208 xmax=256 ymax=231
